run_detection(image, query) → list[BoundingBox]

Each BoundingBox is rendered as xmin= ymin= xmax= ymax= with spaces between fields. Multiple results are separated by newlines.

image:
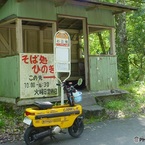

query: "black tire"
xmin=68 ymin=117 xmax=84 ymax=138
xmin=24 ymin=126 xmax=41 ymax=145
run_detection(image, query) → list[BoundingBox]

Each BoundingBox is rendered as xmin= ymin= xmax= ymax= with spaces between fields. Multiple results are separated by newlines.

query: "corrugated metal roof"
xmin=0 ymin=0 xmax=137 ymax=14
xmin=72 ymin=0 xmax=137 ymax=14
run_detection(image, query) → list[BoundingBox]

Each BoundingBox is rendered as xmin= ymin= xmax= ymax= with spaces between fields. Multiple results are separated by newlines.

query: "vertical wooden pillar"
xmin=52 ymin=23 xmax=57 ymax=42
xmin=24 ymin=30 xmax=27 ymax=52
xmin=16 ymin=18 xmax=23 ymax=53
xmin=39 ymin=30 xmax=44 ymax=53
xmin=8 ymin=28 xmax=11 ymax=54
xmin=83 ymin=18 xmax=89 ymax=89
xmin=110 ymin=28 xmax=116 ymax=55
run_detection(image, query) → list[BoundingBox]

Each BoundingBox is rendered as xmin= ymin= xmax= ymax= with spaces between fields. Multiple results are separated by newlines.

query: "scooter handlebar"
xmin=56 ymin=82 xmax=76 ymax=93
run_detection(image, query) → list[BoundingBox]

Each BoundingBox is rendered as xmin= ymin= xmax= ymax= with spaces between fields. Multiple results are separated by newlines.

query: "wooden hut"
xmin=0 ymin=0 xmax=136 ymax=105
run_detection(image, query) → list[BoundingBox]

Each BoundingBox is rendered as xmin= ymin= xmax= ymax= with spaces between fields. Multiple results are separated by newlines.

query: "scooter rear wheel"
xmin=68 ymin=117 xmax=84 ymax=138
xmin=24 ymin=126 xmax=41 ymax=145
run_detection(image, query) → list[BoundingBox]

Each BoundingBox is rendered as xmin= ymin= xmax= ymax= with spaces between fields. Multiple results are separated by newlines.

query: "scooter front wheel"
xmin=24 ymin=126 xmax=41 ymax=145
xmin=68 ymin=117 xmax=84 ymax=138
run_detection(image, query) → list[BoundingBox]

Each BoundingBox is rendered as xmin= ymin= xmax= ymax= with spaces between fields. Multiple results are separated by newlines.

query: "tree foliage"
xmin=127 ymin=2 xmax=145 ymax=81
xmin=89 ymin=31 xmax=110 ymax=55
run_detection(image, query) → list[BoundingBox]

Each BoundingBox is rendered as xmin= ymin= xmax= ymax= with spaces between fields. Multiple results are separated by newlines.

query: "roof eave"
xmin=73 ymin=0 xmax=137 ymax=14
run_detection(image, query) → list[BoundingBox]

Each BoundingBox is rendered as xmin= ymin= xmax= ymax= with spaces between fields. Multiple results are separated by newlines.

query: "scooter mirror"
xmin=77 ymin=78 xmax=83 ymax=86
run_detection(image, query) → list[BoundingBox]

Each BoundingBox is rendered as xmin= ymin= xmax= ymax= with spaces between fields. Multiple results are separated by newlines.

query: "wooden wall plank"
xmin=89 ymin=56 xmax=118 ymax=91
xmin=39 ymin=30 xmax=44 ymax=53
xmin=0 ymin=33 xmax=9 ymax=50
xmin=16 ymin=19 xmax=23 ymax=53
xmin=110 ymin=28 xmax=116 ymax=55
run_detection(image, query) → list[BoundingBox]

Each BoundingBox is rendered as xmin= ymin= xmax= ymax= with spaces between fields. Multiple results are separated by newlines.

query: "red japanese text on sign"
xmin=21 ymin=54 xmax=54 ymax=74
xmin=22 ymin=55 xmax=48 ymax=64
xmin=32 ymin=65 xmax=54 ymax=74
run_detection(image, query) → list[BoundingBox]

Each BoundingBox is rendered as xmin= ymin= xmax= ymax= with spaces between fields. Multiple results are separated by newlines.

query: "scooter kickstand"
xmin=61 ymin=130 xmax=66 ymax=134
xmin=50 ymin=135 xmax=59 ymax=143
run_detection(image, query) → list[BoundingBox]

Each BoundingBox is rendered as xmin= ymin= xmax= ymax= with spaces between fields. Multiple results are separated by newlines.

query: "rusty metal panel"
xmin=89 ymin=56 xmax=118 ymax=91
xmin=0 ymin=55 xmax=20 ymax=98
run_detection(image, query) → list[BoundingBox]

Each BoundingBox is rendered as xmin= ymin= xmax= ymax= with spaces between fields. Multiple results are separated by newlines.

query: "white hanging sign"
xmin=54 ymin=30 xmax=71 ymax=73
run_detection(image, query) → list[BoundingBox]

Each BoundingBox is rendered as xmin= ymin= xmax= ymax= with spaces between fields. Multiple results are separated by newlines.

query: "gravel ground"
xmin=0 ymin=120 xmax=26 ymax=144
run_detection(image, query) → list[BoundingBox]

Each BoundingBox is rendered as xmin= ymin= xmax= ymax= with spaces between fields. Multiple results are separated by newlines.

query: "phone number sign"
xmin=20 ymin=53 xmax=58 ymax=98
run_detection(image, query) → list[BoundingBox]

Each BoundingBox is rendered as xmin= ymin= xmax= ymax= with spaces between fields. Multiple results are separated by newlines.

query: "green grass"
xmin=0 ymin=104 xmax=6 ymax=128
xmin=0 ymin=103 xmax=24 ymax=130
xmin=104 ymin=100 xmax=125 ymax=111
xmin=0 ymin=119 xmax=5 ymax=128
xmin=102 ymin=81 xmax=145 ymax=118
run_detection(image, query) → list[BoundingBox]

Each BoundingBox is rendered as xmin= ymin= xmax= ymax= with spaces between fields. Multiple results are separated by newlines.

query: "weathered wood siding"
xmin=0 ymin=27 xmax=16 ymax=55
xmin=0 ymin=0 xmax=115 ymax=27
xmin=89 ymin=56 xmax=118 ymax=91
xmin=0 ymin=55 xmax=20 ymax=98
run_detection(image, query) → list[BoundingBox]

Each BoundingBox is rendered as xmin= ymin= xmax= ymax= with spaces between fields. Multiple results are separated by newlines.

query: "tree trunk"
xmin=97 ymin=32 xmax=106 ymax=54
xmin=115 ymin=0 xmax=129 ymax=84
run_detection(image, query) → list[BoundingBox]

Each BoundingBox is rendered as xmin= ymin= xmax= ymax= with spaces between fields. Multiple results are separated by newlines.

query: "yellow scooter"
xmin=23 ymin=79 xmax=84 ymax=145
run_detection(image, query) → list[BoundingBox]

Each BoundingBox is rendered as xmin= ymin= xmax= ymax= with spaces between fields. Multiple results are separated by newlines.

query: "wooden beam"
xmin=86 ymin=5 xmax=97 ymax=11
xmin=22 ymin=18 xmax=54 ymax=24
xmin=54 ymin=0 xmax=67 ymax=7
xmin=68 ymin=20 xmax=79 ymax=29
xmin=0 ymin=18 xmax=16 ymax=27
xmin=16 ymin=18 xmax=23 ymax=53
xmin=40 ymin=24 xmax=50 ymax=30
xmin=0 ymin=50 xmax=8 ymax=53
xmin=16 ymin=0 xmax=23 ymax=2
xmin=110 ymin=28 xmax=116 ymax=55
xmin=58 ymin=28 xmax=79 ymax=34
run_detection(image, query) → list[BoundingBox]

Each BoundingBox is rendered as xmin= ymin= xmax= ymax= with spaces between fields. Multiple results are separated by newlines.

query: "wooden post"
xmin=16 ymin=18 xmax=23 ymax=53
xmin=110 ymin=28 xmax=116 ymax=55
xmin=39 ymin=30 xmax=44 ymax=53
xmin=24 ymin=30 xmax=27 ymax=52
xmin=83 ymin=18 xmax=89 ymax=89
xmin=52 ymin=22 xmax=57 ymax=43
xmin=8 ymin=28 xmax=11 ymax=54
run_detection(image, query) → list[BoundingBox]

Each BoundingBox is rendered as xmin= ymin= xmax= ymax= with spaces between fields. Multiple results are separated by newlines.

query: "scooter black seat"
xmin=34 ymin=101 xmax=53 ymax=109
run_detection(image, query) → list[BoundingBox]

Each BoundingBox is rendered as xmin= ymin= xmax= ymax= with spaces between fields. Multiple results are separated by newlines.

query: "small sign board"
xmin=54 ymin=30 xmax=71 ymax=73
xmin=20 ymin=53 xmax=58 ymax=98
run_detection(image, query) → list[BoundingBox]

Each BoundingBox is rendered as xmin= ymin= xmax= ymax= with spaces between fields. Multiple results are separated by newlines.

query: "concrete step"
xmin=83 ymin=105 xmax=105 ymax=118
xmin=79 ymin=93 xmax=105 ymax=118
